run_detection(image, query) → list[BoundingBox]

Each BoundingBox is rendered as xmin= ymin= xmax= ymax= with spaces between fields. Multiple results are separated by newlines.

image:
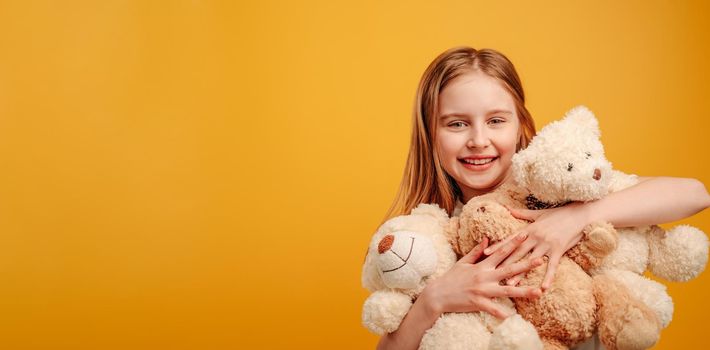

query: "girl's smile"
xmin=459 ymin=155 xmax=499 ymax=171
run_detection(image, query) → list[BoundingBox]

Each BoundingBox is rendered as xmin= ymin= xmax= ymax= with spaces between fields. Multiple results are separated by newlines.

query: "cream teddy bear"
xmin=448 ymin=106 xmax=679 ymax=350
xmin=361 ymin=203 xmax=543 ymax=350
xmin=512 ymin=105 xmax=709 ymax=333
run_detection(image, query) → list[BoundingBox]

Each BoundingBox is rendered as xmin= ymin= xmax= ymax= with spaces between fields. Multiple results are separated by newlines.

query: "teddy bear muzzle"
xmin=375 ymin=231 xmax=438 ymax=290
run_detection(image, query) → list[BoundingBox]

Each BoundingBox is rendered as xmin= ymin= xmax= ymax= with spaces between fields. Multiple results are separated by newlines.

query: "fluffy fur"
xmin=512 ymin=105 xmax=708 ymax=348
xmin=514 ymin=105 xmax=707 ymax=333
xmin=448 ymin=105 xmax=700 ymax=350
xmin=361 ymin=203 xmax=543 ymax=350
xmin=448 ymin=184 xmax=625 ymax=349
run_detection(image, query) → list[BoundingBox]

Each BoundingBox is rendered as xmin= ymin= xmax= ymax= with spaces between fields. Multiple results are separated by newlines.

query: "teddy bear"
xmin=448 ymin=106 xmax=669 ymax=350
xmin=511 ymin=105 xmax=709 ymax=333
xmin=448 ymin=183 xmax=659 ymax=350
xmin=361 ymin=203 xmax=543 ymax=350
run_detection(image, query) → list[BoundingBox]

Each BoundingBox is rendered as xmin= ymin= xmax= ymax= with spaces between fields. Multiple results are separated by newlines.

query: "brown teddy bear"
xmin=446 ymin=106 xmax=663 ymax=350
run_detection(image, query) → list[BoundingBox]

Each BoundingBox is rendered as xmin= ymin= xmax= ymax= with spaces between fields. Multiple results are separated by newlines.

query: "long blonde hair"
xmin=380 ymin=46 xmax=536 ymax=225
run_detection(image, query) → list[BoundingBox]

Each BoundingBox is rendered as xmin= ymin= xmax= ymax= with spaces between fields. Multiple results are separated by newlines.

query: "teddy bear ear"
xmin=562 ymin=105 xmax=600 ymax=137
xmin=443 ymin=216 xmax=460 ymax=240
xmin=411 ymin=203 xmax=450 ymax=226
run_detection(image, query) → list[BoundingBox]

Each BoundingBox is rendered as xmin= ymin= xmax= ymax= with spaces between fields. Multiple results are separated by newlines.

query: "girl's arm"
xmin=586 ymin=176 xmax=710 ymax=227
xmin=486 ymin=176 xmax=710 ymax=289
xmin=376 ymin=237 xmax=543 ymax=350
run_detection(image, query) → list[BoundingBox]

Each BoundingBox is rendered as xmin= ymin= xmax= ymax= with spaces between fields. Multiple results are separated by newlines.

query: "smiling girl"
xmin=374 ymin=46 xmax=710 ymax=350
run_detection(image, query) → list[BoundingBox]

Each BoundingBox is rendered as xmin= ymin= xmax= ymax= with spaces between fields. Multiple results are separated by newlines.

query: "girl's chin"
xmin=463 ymin=182 xmax=495 ymax=193
xmin=458 ymin=174 xmax=509 ymax=197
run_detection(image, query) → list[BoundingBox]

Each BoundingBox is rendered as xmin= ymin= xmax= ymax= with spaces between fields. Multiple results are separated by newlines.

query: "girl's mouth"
xmin=459 ymin=157 xmax=498 ymax=171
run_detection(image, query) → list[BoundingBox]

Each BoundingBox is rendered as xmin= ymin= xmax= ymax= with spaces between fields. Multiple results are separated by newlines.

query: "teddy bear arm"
xmin=566 ymin=222 xmax=618 ymax=272
xmin=419 ymin=313 xmax=492 ymax=350
xmin=362 ymin=290 xmax=413 ymax=335
xmin=647 ymin=224 xmax=709 ymax=282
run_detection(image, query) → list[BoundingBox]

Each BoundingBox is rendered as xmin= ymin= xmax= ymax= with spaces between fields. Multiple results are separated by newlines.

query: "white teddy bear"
xmin=511 ymin=105 xmax=709 ymax=331
xmin=361 ymin=203 xmax=543 ymax=350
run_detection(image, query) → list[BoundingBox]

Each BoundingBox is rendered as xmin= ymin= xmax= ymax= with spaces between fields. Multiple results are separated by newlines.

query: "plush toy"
xmin=512 ymin=105 xmax=709 ymax=334
xmin=448 ymin=183 xmax=659 ymax=350
xmin=361 ymin=203 xmax=543 ymax=350
xmin=448 ymin=105 xmax=675 ymax=350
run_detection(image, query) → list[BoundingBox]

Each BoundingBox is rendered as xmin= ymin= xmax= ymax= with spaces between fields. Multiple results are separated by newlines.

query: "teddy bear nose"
xmin=593 ymin=168 xmax=601 ymax=180
xmin=378 ymin=234 xmax=395 ymax=254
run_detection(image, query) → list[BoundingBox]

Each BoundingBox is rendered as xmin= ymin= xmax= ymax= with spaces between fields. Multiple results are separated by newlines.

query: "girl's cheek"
xmin=438 ymin=132 xmax=461 ymax=153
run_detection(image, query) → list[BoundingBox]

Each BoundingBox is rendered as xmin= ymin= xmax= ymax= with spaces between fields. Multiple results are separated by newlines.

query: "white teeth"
xmin=463 ymin=158 xmax=494 ymax=165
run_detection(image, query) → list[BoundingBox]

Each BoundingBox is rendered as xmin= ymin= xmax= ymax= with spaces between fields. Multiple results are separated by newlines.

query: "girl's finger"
xmin=487 ymin=285 xmax=543 ymax=299
xmin=505 ymin=206 xmax=545 ymax=222
xmin=481 ymin=233 xmax=527 ymax=268
xmin=506 ymin=272 xmax=525 ymax=286
xmin=498 ymin=239 xmax=537 ymax=268
xmin=484 ymin=231 xmax=523 ymax=255
xmin=494 ymin=256 xmax=544 ymax=281
xmin=506 ymin=246 xmax=548 ymax=286
xmin=541 ymin=253 xmax=562 ymax=291
xmin=477 ymin=298 xmax=513 ymax=320
xmin=458 ymin=237 xmax=489 ymax=264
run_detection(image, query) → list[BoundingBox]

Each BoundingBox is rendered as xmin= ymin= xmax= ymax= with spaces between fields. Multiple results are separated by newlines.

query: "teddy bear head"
xmin=511 ymin=105 xmax=613 ymax=205
xmin=361 ymin=203 xmax=456 ymax=295
xmin=450 ymin=196 xmax=528 ymax=255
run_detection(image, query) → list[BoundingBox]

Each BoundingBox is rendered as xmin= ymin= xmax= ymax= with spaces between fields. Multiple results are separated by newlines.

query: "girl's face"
xmin=435 ymin=70 xmax=520 ymax=202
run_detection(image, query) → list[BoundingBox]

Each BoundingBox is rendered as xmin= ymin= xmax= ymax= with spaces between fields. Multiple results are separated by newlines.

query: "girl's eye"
xmin=449 ymin=121 xmax=467 ymax=128
xmin=489 ymin=118 xmax=505 ymax=124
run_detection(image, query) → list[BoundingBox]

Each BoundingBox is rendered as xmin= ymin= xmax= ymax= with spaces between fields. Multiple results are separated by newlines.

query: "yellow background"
xmin=0 ymin=0 xmax=708 ymax=349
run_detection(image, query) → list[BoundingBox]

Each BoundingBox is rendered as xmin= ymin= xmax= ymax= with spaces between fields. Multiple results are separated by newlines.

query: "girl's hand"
xmin=482 ymin=202 xmax=593 ymax=290
xmin=421 ymin=235 xmax=544 ymax=320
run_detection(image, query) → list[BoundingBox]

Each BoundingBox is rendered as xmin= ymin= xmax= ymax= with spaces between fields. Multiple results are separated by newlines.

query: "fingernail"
xmin=484 ymin=248 xmax=491 ymax=255
xmin=507 ymin=279 xmax=515 ymax=286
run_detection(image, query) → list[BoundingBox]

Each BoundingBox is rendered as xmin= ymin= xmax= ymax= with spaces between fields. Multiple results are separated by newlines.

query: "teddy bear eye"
xmin=567 ymin=163 xmax=574 ymax=171
xmin=585 ymin=152 xmax=591 ymax=159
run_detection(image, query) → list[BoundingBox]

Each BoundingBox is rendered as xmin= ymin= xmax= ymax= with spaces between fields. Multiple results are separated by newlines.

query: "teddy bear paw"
xmin=488 ymin=314 xmax=543 ymax=350
xmin=583 ymin=222 xmax=618 ymax=256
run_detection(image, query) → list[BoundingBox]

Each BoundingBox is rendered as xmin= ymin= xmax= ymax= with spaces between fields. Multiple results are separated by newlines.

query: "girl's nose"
xmin=467 ymin=128 xmax=491 ymax=148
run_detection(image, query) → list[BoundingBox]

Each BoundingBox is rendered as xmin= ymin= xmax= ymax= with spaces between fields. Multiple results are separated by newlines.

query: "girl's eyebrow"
xmin=439 ymin=109 xmax=513 ymax=119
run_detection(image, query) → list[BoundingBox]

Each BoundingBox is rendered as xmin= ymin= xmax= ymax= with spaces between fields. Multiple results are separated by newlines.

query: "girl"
xmin=375 ymin=46 xmax=710 ymax=350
